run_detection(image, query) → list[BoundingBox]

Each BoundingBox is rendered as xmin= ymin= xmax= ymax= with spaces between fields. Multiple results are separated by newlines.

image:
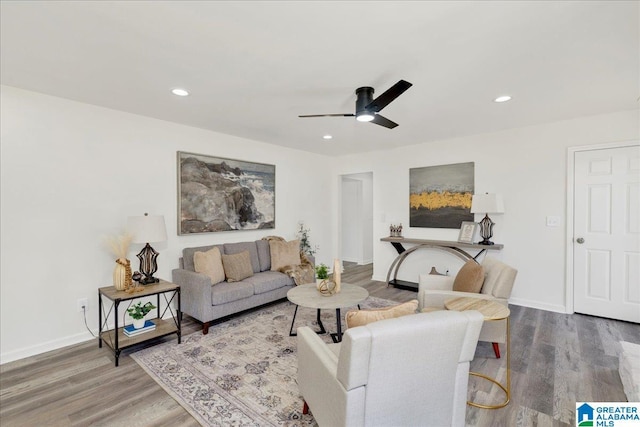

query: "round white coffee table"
xmin=287 ymin=283 xmax=369 ymax=343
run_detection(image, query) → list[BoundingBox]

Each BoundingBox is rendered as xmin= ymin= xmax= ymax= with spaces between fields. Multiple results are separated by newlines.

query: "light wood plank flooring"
xmin=1 ymin=263 xmax=637 ymax=426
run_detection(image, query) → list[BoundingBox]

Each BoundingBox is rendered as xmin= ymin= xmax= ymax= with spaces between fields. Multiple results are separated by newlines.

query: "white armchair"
xmin=418 ymin=257 xmax=517 ymax=358
xmin=297 ymin=310 xmax=484 ymax=427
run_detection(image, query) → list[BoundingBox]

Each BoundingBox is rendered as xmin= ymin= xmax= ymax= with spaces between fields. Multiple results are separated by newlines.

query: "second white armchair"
xmin=418 ymin=257 xmax=517 ymax=358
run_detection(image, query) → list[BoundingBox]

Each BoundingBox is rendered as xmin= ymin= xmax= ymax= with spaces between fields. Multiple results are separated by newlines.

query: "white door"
xmin=573 ymin=145 xmax=640 ymax=323
xmin=341 ymin=178 xmax=363 ymax=263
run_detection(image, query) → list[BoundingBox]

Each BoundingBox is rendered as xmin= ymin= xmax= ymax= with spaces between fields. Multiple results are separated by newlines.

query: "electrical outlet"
xmin=77 ymin=298 xmax=88 ymax=312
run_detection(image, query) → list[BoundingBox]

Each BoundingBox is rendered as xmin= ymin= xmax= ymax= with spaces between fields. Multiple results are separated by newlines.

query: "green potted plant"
xmin=297 ymin=223 xmax=316 ymax=257
xmin=127 ymin=301 xmax=156 ymax=329
xmin=315 ymin=263 xmax=329 ymax=284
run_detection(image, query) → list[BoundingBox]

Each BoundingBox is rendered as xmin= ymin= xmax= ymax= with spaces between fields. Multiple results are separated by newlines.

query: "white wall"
xmin=2 ymin=85 xmax=637 ymax=363
xmin=0 ymin=86 xmax=333 ymax=363
xmin=332 ymin=109 xmax=639 ymax=313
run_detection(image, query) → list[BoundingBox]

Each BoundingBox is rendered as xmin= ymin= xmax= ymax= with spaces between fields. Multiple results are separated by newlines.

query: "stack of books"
xmin=123 ymin=320 xmax=156 ymax=337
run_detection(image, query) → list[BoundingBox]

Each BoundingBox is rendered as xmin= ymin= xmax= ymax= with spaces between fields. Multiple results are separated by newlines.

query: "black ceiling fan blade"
xmin=370 ymin=114 xmax=398 ymax=129
xmin=366 ymin=80 xmax=413 ymax=113
xmin=298 ymin=113 xmax=355 ymax=118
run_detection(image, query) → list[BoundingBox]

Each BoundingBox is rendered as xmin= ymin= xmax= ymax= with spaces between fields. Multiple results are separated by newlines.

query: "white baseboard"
xmin=372 ymin=273 xmax=387 ymax=283
xmin=505 ymin=297 xmax=568 ymax=314
xmin=1 ymin=313 xmax=177 ymax=365
xmin=343 ymin=257 xmax=373 ymax=265
xmin=1 ymin=331 xmax=95 ymax=365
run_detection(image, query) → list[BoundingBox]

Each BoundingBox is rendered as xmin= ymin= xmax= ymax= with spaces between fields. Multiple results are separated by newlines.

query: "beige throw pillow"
xmin=221 ymin=250 xmax=254 ymax=282
xmin=345 ymin=300 xmax=419 ymax=328
xmin=452 ymin=260 xmax=485 ymax=293
xmin=269 ymin=239 xmax=301 ymax=271
xmin=193 ymin=247 xmax=226 ymax=285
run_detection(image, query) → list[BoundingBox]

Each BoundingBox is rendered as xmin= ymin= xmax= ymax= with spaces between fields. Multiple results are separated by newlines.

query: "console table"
xmin=380 ymin=237 xmax=503 ymax=291
xmin=98 ymin=280 xmax=181 ymax=366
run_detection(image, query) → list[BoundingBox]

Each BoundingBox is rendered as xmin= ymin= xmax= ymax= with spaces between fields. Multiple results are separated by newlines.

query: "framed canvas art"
xmin=409 ymin=162 xmax=474 ymax=229
xmin=177 ymin=152 xmax=275 ymax=234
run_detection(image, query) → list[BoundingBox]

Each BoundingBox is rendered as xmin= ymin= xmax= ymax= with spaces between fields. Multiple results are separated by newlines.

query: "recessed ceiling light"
xmin=494 ymin=95 xmax=512 ymax=103
xmin=171 ymin=88 xmax=189 ymax=97
xmin=323 ymin=134 xmax=333 ymax=140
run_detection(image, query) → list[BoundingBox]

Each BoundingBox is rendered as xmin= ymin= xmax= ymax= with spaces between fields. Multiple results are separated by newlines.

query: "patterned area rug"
xmin=132 ymin=296 xmax=395 ymax=426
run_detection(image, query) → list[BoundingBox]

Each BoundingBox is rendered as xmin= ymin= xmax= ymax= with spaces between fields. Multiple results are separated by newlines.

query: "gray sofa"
xmin=172 ymin=240 xmax=305 ymax=334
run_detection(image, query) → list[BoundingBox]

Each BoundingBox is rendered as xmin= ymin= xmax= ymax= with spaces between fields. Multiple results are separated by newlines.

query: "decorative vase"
xmin=133 ymin=317 xmax=145 ymax=329
xmin=113 ymin=258 xmax=132 ymax=291
xmin=333 ymin=258 xmax=341 ymax=293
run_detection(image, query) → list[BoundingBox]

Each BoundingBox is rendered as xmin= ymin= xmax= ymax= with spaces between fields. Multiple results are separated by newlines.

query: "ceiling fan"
xmin=299 ymin=80 xmax=413 ymax=129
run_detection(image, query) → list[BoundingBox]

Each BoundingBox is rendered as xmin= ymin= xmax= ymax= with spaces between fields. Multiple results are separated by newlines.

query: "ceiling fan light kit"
xmin=299 ymin=80 xmax=412 ymax=129
xmin=356 ymin=111 xmax=375 ymax=122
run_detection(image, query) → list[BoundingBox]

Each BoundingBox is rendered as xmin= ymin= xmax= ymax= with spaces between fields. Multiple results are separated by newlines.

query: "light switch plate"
xmin=546 ymin=216 xmax=561 ymax=227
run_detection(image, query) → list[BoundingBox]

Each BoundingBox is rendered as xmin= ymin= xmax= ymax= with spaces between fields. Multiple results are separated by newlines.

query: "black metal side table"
xmin=98 ymin=280 xmax=181 ymax=367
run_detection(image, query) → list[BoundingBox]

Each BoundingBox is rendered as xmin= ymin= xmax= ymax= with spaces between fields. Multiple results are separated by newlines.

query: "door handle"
xmin=576 ymin=237 xmax=585 ymax=244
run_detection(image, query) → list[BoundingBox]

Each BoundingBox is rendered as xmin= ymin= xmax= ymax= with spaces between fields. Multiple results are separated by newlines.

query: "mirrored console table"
xmin=380 ymin=237 xmax=504 ymax=291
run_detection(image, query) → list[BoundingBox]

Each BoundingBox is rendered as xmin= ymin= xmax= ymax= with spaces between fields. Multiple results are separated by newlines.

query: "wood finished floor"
xmin=1 ymin=263 xmax=637 ymax=426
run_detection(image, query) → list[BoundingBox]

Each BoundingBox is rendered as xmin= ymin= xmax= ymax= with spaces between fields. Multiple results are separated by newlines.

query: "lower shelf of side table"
xmin=100 ymin=318 xmax=179 ymax=350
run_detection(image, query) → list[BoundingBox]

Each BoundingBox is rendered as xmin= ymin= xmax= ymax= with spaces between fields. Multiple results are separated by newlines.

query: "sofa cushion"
xmin=183 ymin=244 xmax=224 ymax=272
xmin=210 ymin=281 xmax=254 ymax=305
xmin=453 ymin=260 xmax=485 ymax=293
xmin=345 ymin=299 xmax=419 ymax=328
xmin=193 ymin=247 xmax=225 ymax=285
xmin=256 ymin=239 xmax=271 ymax=272
xmin=269 ymin=239 xmax=301 ymax=271
xmin=222 ymin=251 xmax=254 ymax=282
xmin=243 ymin=271 xmax=294 ymax=294
xmin=224 ymin=242 xmax=261 ymax=273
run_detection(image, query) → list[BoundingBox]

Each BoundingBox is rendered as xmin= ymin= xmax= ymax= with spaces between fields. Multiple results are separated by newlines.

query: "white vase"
xmin=333 ymin=259 xmax=341 ymax=293
xmin=133 ymin=317 xmax=145 ymax=329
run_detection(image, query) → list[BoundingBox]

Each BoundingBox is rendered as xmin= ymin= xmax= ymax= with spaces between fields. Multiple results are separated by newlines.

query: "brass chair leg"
xmin=468 ymin=317 xmax=510 ymax=409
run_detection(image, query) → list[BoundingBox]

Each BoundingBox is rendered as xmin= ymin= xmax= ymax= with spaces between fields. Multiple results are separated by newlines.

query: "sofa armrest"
xmin=420 ymin=289 xmax=507 ymax=310
xmin=417 ymin=275 xmax=454 ymax=310
xmin=418 ymin=274 xmax=455 ymax=290
xmin=172 ymin=268 xmax=211 ymax=322
xmin=298 ymin=327 xmax=355 ymax=426
xmin=298 ymin=326 xmax=339 ymax=376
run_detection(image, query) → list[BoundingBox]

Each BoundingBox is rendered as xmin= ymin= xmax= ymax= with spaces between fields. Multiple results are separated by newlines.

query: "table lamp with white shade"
xmin=127 ymin=213 xmax=167 ymax=284
xmin=470 ymin=193 xmax=504 ymax=245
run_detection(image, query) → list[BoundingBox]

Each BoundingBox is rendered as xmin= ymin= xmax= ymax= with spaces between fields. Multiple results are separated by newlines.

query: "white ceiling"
xmin=1 ymin=1 xmax=638 ymax=156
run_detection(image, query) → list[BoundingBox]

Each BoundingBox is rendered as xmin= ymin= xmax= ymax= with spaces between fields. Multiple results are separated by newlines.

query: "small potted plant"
xmin=127 ymin=301 xmax=156 ymax=329
xmin=315 ymin=263 xmax=329 ymax=284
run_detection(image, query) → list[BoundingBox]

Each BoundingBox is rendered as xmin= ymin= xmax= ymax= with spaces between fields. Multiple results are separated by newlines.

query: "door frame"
xmin=565 ymin=140 xmax=639 ymax=314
